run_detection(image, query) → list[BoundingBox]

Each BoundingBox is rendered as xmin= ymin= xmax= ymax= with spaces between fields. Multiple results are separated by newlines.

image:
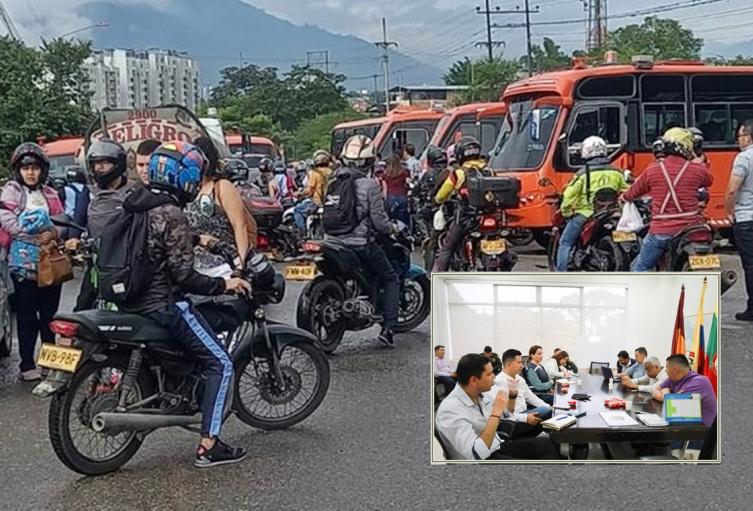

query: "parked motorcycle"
xmin=294 ymin=225 xmax=430 ymax=354
xmin=35 ymin=217 xmax=330 ymax=475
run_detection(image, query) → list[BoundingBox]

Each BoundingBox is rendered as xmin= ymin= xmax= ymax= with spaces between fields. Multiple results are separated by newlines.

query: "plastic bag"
xmin=616 ymin=202 xmax=644 ymax=232
xmin=433 ymin=208 xmax=447 ymax=231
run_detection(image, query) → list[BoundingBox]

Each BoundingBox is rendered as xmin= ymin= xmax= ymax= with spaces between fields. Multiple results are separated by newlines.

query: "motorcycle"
xmin=35 ymin=217 xmax=330 ymax=476
xmin=294 ymin=225 xmax=430 ymax=354
xmin=244 ymin=194 xmax=301 ymax=261
xmin=282 ymin=202 xmax=325 ymax=241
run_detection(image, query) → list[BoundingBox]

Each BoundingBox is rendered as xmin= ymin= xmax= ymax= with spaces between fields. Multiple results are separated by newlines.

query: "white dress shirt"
xmin=543 ymin=358 xmax=567 ymax=379
xmin=492 ymin=372 xmax=550 ymax=423
xmin=434 ymin=356 xmax=453 ymax=377
xmin=632 ymin=368 xmax=668 ymax=394
xmin=435 ymin=384 xmax=512 ymax=460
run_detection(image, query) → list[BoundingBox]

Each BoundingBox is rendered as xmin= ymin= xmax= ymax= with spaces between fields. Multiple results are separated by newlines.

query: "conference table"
xmin=547 ymin=373 xmax=710 ymax=459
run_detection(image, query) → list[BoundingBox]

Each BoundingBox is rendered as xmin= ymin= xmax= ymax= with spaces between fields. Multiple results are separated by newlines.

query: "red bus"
xmin=42 ymin=137 xmax=85 ymax=182
xmin=226 ymin=133 xmax=281 ymax=168
xmin=425 ymin=102 xmax=506 ymax=156
xmin=488 ymin=57 xmax=753 ymax=243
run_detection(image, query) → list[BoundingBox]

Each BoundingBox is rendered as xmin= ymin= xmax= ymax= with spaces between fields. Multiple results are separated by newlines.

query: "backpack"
xmin=322 ymin=170 xmax=363 ymax=235
xmin=95 ymin=197 xmax=159 ymax=306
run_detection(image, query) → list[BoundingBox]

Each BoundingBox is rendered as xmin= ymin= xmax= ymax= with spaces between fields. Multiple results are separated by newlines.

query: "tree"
xmin=291 ymin=109 xmax=367 ymax=160
xmin=444 ymin=57 xmax=474 ymax=86
xmin=457 ymin=58 xmax=521 ymax=104
xmin=593 ymin=16 xmax=703 ymax=63
xmin=521 ymin=37 xmax=571 ymax=73
xmin=704 ymin=54 xmax=753 ymax=66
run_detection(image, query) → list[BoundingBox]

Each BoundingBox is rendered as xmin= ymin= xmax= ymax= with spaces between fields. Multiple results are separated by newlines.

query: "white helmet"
xmin=340 ymin=135 xmax=375 ymax=168
xmin=580 ymin=136 xmax=608 ymax=161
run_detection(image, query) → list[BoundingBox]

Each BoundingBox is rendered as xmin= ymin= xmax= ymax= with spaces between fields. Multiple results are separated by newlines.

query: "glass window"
xmin=584 ymin=308 xmax=625 ymax=335
xmin=583 ymin=286 xmax=627 ymax=307
xmin=643 ymin=104 xmax=686 ymax=145
xmin=449 ymin=305 xmax=495 ymax=356
xmin=496 ymin=286 xmax=537 ymax=303
xmin=692 ymin=75 xmax=753 ymax=102
xmin=541 ymin=287 xmax=580 ymax=305
xmin=568 ymin=105 xmax=623 ymax=166
xmin=577 ymin=76 xmax=635 ymax=98
xmin=495 ymin=306 xmax=540 ymax=349
xmin=480 ymin=122 xmax=499 ymax=154
xmin=541 ymin=307 xmax=581 ymax=347
xmin=489 ymin=99 xmax=560 ymax=171
xmin=447 ymin=283 xmax=494 ymax=304
xmin=695 ymin=104 xmax=753 ymax=145
xmin=641 ymin=75 xmax=685 ymax=102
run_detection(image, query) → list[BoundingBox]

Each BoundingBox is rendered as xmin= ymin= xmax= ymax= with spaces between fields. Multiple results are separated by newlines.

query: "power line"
xmin=481 ymin=1 xmax=540 ymax=75
xmin=374 ymin=17 xmax=398 ymax=113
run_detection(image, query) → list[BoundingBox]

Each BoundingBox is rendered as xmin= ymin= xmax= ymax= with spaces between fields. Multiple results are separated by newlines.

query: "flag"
xmin=689 ymin=277 xmax=708 ymax=371
xmin=707 ymin=306 xmax=719 ymax=396
xmin=671 ymin=285 xmax=686 ymax=356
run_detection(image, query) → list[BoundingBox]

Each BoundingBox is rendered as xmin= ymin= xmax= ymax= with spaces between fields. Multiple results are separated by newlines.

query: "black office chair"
xmin=639 ymin=418 xmax=717 ymax=461
xmin=590 ymin=361 xmax=610 ymax=375
xmin=433 ymin=429 xmax=450 ymax=460
xmin=522 ymin=355 xmax=529 ymax=366
xmin=434 ymin=378 xmax=448 ymax=408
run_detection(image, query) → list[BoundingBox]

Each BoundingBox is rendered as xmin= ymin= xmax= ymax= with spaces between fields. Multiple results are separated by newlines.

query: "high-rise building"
xmin=84 ymin=48 xmax=201 ymax=111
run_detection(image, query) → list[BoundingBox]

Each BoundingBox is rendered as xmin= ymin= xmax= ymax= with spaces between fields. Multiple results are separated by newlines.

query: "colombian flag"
xmin=671 ymin=285 xmax=686 ymax=356
xmin=689 ymin=277 xmax=708 ymax=372
xmin=707 ymin=306 xmax=719 ymax=396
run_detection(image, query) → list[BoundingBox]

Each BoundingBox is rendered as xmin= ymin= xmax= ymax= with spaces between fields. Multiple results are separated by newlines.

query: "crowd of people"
xmin=433 ymin=343 xmax=717 ymax=460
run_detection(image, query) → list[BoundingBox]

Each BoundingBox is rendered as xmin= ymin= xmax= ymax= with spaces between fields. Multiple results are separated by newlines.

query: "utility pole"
xmin=0 ymin=0 xmax=21 ymax=42
xmin=585 ymin=0 xmax=608 ymax=51
xmin=374 ymin=18 xmax=397 ymax=113
xmin=370 ymin=74 xmax=380 ymax=102
xmin=306 ymin=50 xmax=331 ymax=73
xmin=489 ymin=3 xmax=541 ymax=76
xmin=475 ymin=1 xmax=506 ymax=61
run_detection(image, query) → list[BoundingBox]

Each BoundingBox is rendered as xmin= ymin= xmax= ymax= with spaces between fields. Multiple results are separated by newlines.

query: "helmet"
xmin=426 ymin=145 xmax=448 ymax=169
xmin=580 ymin=136 xmax=608 ymax=161
xmin=258 ymin=157 xmax=274 ymax=173
xmin=86 ymin=138 xmax=127 ymax=187
xmin=224 ymin=159 xmax=249 ymax=183
xmin=688 ymin=127 xmax=704 ymax=154
xmin=273 ymin=160 xmax=287 ymax=174
xmin=10 ymin=142 xmax=50 ymax=188
xmin=661 ymin=127 xmax=694 ymax=159
xmin=312 ymin=149 xmax=331 ymax=167
xmin=340 ymin=135 xmax=375 ymax=169
xmin=651 ymin=138 xmax=667 ymax=159
xmin=454 ymin=136 xmax=482 ymax=165
xmin=148 ymin=141 xmax=205 ymax=205
xmin=65 ymin=166 xmax=87 ymax=185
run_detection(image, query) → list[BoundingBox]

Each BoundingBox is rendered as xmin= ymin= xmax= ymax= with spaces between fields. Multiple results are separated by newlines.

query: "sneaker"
xmin=377 ymin=328 xmax=395 ymax=348
xmin=194 ymin=439 xmax=247 ymax=468
xmin=19 ymin=368 xmax=42 ymax=382
xmin=735 ymin=310 xmax=753 ymax=321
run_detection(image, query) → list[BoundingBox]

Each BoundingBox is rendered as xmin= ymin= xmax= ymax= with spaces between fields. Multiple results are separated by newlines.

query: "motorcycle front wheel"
xmin=395 ymin=274 xmax=431 ymax=333
xmin=233 ymin=341 xmax=330 ymax=430
xmin=297 ymin=278 xmax=347 ymax=354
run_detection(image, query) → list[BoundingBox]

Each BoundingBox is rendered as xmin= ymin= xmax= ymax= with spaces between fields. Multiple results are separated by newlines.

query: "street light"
xmin=57 ymin=20 xmax=109 ymax=39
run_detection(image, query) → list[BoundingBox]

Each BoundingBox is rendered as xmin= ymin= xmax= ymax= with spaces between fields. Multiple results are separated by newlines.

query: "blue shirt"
xmin=625 ymin=362 xmax=646 ymax=380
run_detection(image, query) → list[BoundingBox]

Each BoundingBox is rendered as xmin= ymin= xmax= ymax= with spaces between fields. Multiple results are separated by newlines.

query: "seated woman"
xmin=525 ymin=345 xmax=554 ymax=405
xmin=544 ymin=350 xmax=574 ymax=379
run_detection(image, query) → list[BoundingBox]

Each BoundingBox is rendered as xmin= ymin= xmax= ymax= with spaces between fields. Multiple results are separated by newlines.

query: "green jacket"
xmin=561 ymin=165 xmax=629 ymax=219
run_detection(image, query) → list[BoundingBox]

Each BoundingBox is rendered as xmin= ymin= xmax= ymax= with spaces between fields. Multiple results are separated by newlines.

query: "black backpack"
xmin=322 ymin=170 xmax=363 ymax=236
xmin=96 ymin=199 xmax=157 ymax=306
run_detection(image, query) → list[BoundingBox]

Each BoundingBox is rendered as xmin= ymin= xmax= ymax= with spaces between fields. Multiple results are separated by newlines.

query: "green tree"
xmin=444 ymin=57 xmax=474 ymax=86
xmin=458 ymin=58 xmax=521 ymax=103
xmin=592 ymin=16 xmax=703 ymax=63
xmin=704 ymin=54 xmax=753 ymax=66
xmin=291 ymin=108 xmax=367 ymax=160
xmin=521 ymin=37 xmax=572 ymax=73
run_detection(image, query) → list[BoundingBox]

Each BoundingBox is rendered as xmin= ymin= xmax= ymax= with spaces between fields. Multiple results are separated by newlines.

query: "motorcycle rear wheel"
xmin=233 ymin=341 xmax=330 ymax=430
xmin=297 ymin=278 xmax=347 ymax=354
xmin=395 ymin=274 xmax=430 ymax=333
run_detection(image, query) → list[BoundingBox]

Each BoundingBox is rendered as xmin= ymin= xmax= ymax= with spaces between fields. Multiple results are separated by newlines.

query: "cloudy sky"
xmin=3 ymin=0 xmax=753 ymax=68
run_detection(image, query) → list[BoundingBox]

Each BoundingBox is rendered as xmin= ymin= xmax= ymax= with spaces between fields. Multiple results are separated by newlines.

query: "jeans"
xmin=734 ymin=220 xmax=753 ymax=311
xmin=510 ymin=405 xmax=553 ymax=439
xmin=147 ymin=301 xmax=233 ymax=438
xmin=435 ymin=375 xmax=457 ymax=394
xmin=293 ymin=198 xmax=317 ymax=231
xmin=489 ymin=435 xmax=560 ymax=460
xmin=433 ymin=221 xmax=465 ymax=272
xmin=10 ymin=275 xmax=62 ymax=372
xmin=386 ymin=196 xmax=410 ymax=226
xmin=556 ymin=214 xmax=588 ymax=271
xmin=632 ymin=233 xmax=673 ymax=271
xmin=352 ymin=244 xmax=399 ymax=331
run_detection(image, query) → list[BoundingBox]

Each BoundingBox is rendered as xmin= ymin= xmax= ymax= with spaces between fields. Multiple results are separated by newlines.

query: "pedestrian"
xmin=0 ymin=143 xmax=66 ymax=381
xmin=382 ymin=153 xmax=410 ymax=226
xmin=402 ymin=143 xmax=421 ymax=180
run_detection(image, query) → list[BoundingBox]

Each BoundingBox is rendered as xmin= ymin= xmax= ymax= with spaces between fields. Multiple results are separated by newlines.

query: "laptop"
xmin=601 ymin=366 xmax=622 ymax=381
xmin=663 ymin=393 xmax=704 ymax=424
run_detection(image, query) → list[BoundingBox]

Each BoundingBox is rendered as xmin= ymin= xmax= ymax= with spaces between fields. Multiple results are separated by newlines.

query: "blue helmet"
xmin=148 ymin=141 xmax=205 ymax=204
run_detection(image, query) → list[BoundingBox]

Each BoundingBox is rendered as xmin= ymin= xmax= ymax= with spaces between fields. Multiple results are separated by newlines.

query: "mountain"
xmin=703 ymin=39 xmax=753 ymax=59
xmin=76 ymin=0 xmax=444 ymax=90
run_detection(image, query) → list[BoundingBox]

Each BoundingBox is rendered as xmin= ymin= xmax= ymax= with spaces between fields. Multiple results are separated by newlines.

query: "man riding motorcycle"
xmin=328 ymin=135 xmax=399 ymax=347
xmin=555 ymin=136 xmax=629 ymax=272
xmin=415 ymin=145 xmax=449 ymax=270
xmin=269 ymin=160 xmax=296 ymax=207
xmin=293 ymin=150 xmax=332 ymax=232
xmin=621 ymin=127 xmax=713 ymax=271
xmin=432 ymin=136 xmax=489 ymax=272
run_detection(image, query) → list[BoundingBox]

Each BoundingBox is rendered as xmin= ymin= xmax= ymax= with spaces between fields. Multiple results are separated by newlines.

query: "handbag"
xmin=37 ymin=242 xmax=73 ymax=287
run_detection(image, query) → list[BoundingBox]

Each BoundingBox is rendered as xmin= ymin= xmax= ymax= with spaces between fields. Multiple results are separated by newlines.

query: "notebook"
xmin=599 ymin=411 xmax=639 ymax=427
xmin=635 ymin=412 xmax=669 ymax=427
xmin=663 ymin=393 xmax=703 ymax=424
xmin=542 ymin=414 xmax=577 ymax=430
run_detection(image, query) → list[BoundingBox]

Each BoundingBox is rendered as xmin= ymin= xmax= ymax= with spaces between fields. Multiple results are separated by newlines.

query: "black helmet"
xmin=65 ymin=166 xmax=87 ymax=185
xmin=454 ymin=136 xmax=482 ymax=164
xmin=10 ymin=142 xmax=50 ymax=188
xmin=259 ymin=157 xmax=274 ymax=173
xmin=426 ymin=145 xmax=448 ymax=169
xmin=86 ymin=138 xmax=127 ymax=188
xmin=273 ymin=160 xmax=287 ymax=174
xmin=224 ymin=159 xmax=250 ymax=183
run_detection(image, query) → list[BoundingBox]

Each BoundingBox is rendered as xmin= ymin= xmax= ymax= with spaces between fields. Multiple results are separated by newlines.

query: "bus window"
xmin=567 ymin=104 xmax=624 ymax=167
xmin=643 ymin=104 xmax=686 ymax=145
xmin=490 ymin=100 xmax=559 ymax=171
xmin=641 ymin=75 xmax=685 ymax=102
xmin=480 ymin=122 xmax=499 ymax=155
xmin=691 ymin=74 xmax=753 ymax=102
xmin=695 ymin=104 xmax=753 ymax=144
xmin=577 ymin=75 xmax=635 ymax=99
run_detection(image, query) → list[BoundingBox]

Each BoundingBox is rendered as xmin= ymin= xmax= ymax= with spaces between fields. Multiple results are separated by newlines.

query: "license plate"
xmin=37 ymin=344 xmax=82 ymax=373
xmin=284 ymin=264 xmax=317 ymax=280
xmin=688 ymin=254 xmax=721 ymax=270
xmin=480 ymin=239 xmax=506 ymax=255
xmin=612 ymin=231 xmax=637 ymax=242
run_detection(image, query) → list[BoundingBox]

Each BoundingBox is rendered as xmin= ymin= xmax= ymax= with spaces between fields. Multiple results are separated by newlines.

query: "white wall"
xmin=432 ymin=273 xmax=720 ymax=370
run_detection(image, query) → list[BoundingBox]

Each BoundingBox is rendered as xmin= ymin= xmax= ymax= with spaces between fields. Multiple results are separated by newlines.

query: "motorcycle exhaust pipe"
xmin=721 ymin=269 xmax=738 ymax=297
xmin=92 ymin=412 xmax=201 ymax=434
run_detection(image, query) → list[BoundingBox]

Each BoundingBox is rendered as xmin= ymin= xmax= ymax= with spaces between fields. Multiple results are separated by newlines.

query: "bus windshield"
xmin=489 ymin=99 xmax=559 ymax=171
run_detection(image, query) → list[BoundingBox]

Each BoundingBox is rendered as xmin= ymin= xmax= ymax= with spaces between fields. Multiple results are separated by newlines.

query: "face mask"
xmin=198 ymin=193 xmax=215 ymax=217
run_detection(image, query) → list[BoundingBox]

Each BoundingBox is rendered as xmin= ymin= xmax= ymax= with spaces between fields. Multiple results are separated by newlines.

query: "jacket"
xmin=622 ymin=155 xmax=713 ymax=235
xmin=561 ymin=163 xmax=629 ymax=218
xmin=434 ymin=159 xmax=487 ymax=205
xmin=118 ymin=186 xmax=226 ymax=315
xmin=87 ymin=179 xmax=136 ymax=241
xmin=332 ymin=166 xmax=391 ymax=247
xmin=0 ymin=181 xmax=64 ymax=247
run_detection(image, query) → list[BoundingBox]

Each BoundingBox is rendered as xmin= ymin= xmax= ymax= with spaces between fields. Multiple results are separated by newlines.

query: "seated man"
xmin=435 ymin=353 xmax=559 ymax=460
xmin=482 ymin=345 xmax=502 ymax=375
xmin=621 ymin=347 xmax=647 ymax=381
xmin=493 ymin=349 xmax=552 ymax=439
xmin=434 ymin=345 xmax=457 ymax=393
xmin=525 ymin=345 xmax=555 ymax=405
xmin=622 ymin=356 xmax=667 ymax=394
xmin=616 ymin=350 xmax=636 ymax=375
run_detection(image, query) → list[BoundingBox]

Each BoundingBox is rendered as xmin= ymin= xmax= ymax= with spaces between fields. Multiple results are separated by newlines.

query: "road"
xmin=0 ymin=247 xmax=750 ymax=509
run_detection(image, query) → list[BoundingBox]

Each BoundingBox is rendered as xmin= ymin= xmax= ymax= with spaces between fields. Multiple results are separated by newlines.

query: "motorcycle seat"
xmin=55 ymin=310 xmax=172 ymax=342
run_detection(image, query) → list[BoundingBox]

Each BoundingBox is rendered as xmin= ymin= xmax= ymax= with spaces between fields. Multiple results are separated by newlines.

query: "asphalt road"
xmin=0 ymin=247 xmax=750 ymax=510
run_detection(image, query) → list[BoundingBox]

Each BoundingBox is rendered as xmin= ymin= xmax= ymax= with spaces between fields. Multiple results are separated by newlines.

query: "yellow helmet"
xmin=661 ymin=127 xmax=694 ymax=159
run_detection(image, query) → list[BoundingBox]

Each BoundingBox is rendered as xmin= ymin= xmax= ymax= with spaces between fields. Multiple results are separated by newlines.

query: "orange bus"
xmin=226 ymin=133 xmax=281 ymax=168
xmin=424 ymin=102 xmax=506 ymax=156
xmin=330 ymin=108 xmax=444 ymax=161
xmin=42 ymin=137 xmax=85 ymax=182
xmin=489 ymin=57 xmax=753 ymax=243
